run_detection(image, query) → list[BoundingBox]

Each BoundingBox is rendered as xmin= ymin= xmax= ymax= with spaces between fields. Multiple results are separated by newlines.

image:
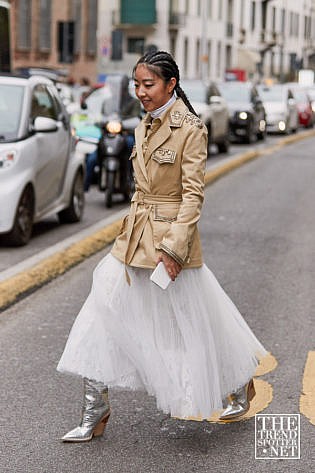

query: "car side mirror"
xmin=81 ymin=101 xmax=88 ymax=110
xmin=33 ymin=117 xmax=58 ymax=132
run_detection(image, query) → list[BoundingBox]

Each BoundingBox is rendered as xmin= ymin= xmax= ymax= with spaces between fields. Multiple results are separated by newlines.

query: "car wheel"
xmin=244 ymin=121 xmax=256 ymax=144
xmin=6 ymin=186 xmax=34 ymax=246
xmin=58 ymin=171 xmax=85 ymax=223
xmin=217 ymin=138 xmax=230 ymax=153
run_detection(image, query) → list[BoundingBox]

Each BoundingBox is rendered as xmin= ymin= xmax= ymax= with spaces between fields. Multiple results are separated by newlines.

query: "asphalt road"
xmin=1 ymin=136 xmax=315 ymax=472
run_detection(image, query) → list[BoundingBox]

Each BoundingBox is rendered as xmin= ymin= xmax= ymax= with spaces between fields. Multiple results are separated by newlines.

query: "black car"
xmin=217 ymin=82 xmax=266 ymax=143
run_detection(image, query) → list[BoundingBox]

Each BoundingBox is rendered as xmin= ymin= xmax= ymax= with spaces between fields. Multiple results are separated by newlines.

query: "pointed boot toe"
xmin=219 ymin=379 xmax=256 ymax=420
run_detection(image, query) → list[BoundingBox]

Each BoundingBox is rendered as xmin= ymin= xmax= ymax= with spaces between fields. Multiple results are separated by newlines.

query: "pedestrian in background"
xmin=57 ymin=51 xmax=267 ymax=442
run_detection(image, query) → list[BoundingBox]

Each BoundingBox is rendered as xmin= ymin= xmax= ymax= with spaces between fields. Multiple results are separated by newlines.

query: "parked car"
xmin=0 ymin=74 xmax=85 ymax=245
xmin=181 ymin=79 xmax=230 ymax=153
xmin=286 ymin=83 xmax=313 ymax=128
xmin=217 ymin=81 xmax=266 ymax=143
xmin=257 ymin=84 xmax=299 ymax=134
xmin=305 ymin=86 xmax=315 ymax=123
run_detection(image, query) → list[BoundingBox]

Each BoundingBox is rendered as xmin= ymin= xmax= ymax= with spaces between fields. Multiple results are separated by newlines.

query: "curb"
xmin=1 ymin=128 xmax=315 ymax=311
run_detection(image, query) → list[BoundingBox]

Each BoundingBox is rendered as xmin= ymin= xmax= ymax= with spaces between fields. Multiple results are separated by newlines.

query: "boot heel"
xmin=94 ymin=412 xmax=110 ymax=437
xmin=248 ymin=379 xmax=256 ymax=402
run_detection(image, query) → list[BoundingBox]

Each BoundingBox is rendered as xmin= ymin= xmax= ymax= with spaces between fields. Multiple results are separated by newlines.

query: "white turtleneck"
xmin=150 ymin=92 xmax=177 ymax=119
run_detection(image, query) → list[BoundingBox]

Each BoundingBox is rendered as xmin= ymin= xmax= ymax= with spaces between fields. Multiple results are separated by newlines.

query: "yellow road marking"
xmin=0 ymin=219 xmax=123 ymax=311
xmin=300 ymin=351 xmax=315 ymax=426
xmin=255 ymin=352 xmax=278 ymax=377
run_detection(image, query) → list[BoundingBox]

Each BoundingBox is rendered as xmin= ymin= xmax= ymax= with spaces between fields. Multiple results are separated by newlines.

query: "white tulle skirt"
xmin=57 ymin=253 xmax=267 ymax=419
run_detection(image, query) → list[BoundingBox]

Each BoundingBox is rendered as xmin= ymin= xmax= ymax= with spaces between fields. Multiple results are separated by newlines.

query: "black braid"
xmin=133 ymin=50 xmax=198 ymax=117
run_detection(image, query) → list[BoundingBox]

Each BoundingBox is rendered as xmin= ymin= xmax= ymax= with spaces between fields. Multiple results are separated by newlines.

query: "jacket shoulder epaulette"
xmin=184 ymin=111 xmax=204 ymax=129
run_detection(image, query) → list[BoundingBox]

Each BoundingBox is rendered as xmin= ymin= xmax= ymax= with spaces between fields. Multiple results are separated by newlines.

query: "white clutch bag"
xmin=150 ymin=262 xmax=171 ymax=290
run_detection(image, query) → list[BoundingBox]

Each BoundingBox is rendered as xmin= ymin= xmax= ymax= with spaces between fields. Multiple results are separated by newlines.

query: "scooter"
xmin=75 ymin=115 xmax=139 ymax=208
xmin=98 ymin=115 xmax=139 ymax=208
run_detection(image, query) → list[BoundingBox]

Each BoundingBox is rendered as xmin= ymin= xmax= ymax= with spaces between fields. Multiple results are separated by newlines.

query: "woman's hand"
xmin=157 ymin=252 xmax=182 ymax=281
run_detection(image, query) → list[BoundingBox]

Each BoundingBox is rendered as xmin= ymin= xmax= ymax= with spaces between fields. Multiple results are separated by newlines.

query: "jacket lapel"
xmin=134 ymin=120 xmax=149 ymax=182
xmin=146 ymin=120 xmax=172 ymax=158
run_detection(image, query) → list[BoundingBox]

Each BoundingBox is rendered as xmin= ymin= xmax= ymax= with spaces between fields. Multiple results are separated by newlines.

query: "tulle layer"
xmin=57 ymin=254 xmax=267 ymax=419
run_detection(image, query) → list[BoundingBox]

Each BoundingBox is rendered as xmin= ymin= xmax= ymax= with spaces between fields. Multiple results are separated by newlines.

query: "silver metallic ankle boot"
xmin=219 ymin=379 xmax=256 ymax=420
xmin=61 ymin=378 xmax=110 ymax=442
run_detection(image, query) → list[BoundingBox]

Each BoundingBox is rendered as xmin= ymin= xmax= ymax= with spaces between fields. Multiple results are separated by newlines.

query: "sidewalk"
xmin=1 ymin=129 xmax=314 ymax=311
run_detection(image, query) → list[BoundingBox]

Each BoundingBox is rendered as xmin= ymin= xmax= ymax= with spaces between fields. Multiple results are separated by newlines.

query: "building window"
xmin=86 ymin=0 xmax=97 ymax=55
xmin=240 ymin=0 xmax=244 ymax=28
xmin=207 ymin=40 xmax=211 ymax=77
xmin=295 ymin=13 xmax=299 ymax=37
xmin=208 ymin=0 xmax=212 ymax=18
xmin=281 ymin=9 xmax=286 ymax=35
xmin=272 ymin=7 xmax=276 ymax=33
xmin=184 ymin=37 xmax=188 ymax=76
xmin=304 ymin=15 xmax=311 ymax=40
xmin=217 ymin=41 xmax=221 ymax=77
xmin=17 ymin=0 xmax=31 ymax=49
xmin=251 ymin=1 xmax=256 ymax=31
xmin=218 ymin=0 xmax=223 ymax=20
xmin=196 ymin=39 xmax=200 ymax=77
xmin=39 ymin=0 xmax=51 ymax=51
xmin=72 ymin=0 xmax=81 ymax=55
xmin=127 ymin=38 xmax=145 ymax=54
xmin=185 ymin=0 xmax=189 ymax=15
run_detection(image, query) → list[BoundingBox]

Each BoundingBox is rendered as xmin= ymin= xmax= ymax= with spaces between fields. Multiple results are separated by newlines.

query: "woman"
xmin=57 ymin=51 xmax=267 ymax=442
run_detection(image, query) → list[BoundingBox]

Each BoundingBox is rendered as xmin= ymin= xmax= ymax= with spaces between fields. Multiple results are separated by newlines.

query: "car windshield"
xmin=218 ymin=84 xmax=250 ymax=102
xmin=181 ymin=82 xmax=207 ymax=103
xmin=85 ymin=83 xmax=120 ymax=119
xmin=0 ymin=84 xmax=25 ymax=141
xmin=258 ymin=87 xmax=285 ymax=102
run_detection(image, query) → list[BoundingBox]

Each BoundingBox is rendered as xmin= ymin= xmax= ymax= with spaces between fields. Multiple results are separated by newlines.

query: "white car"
xmin=0 ymin=74 xmax=85 ymax=245
xmin=180 ymin=80 xmax=230 ymax=153
xmin=257 ymin=84 xmax=299 ymax=134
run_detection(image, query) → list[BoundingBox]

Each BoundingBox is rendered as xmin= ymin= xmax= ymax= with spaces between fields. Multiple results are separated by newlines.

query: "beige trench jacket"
xmin=111 ymin=98 xmax=208 ymax=269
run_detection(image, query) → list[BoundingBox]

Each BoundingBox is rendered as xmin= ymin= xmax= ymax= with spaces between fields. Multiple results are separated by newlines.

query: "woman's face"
xmin=133 ymin=64 xmax=176 ymax=112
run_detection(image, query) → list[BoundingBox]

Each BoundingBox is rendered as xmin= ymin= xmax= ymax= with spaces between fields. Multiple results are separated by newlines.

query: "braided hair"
xmin=133 ymin=50 xmax=198 ymax=117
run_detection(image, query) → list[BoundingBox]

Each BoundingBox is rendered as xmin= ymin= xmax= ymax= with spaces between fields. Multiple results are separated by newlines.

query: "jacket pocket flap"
xmin=153 ymin=203 xmax=179 ymax=222
xmin=152 ymin=148 xmax=176 ymax=164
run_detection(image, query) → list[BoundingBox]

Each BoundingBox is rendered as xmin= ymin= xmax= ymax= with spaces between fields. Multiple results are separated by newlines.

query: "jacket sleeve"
xmin=159 ymin=123 xmax=208 ymax=265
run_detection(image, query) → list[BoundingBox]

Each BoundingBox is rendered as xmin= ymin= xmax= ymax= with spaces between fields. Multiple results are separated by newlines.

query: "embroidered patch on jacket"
xmin=184 ymin=112 xmax=204 ymax=128
xmin=152 ymin=148 xmax=176 ymax=164
xmin=169 ymin=110 xmax=184 ymax=127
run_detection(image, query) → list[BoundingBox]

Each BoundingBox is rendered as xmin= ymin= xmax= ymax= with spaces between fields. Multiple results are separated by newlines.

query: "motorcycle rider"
xmin=84 ymin=76 xmax=141 ymax=193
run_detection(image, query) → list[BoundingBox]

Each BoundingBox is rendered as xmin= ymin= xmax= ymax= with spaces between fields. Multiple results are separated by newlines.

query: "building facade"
xmin=6 ymin=0 xmax=98 ymax=82
xmin=98 ymin=0 xmax=315 ymax=83
xmin=2 ymin=0 xmax=315 ymax=84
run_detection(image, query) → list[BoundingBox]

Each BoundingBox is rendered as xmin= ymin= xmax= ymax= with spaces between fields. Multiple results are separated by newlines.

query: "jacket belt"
xmin=124 ymin=190 xmax=182 ymax=267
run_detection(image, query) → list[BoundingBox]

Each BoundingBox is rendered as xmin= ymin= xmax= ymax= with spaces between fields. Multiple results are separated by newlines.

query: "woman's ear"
xmin=168 ymin=77 xmax=177 ymax=94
